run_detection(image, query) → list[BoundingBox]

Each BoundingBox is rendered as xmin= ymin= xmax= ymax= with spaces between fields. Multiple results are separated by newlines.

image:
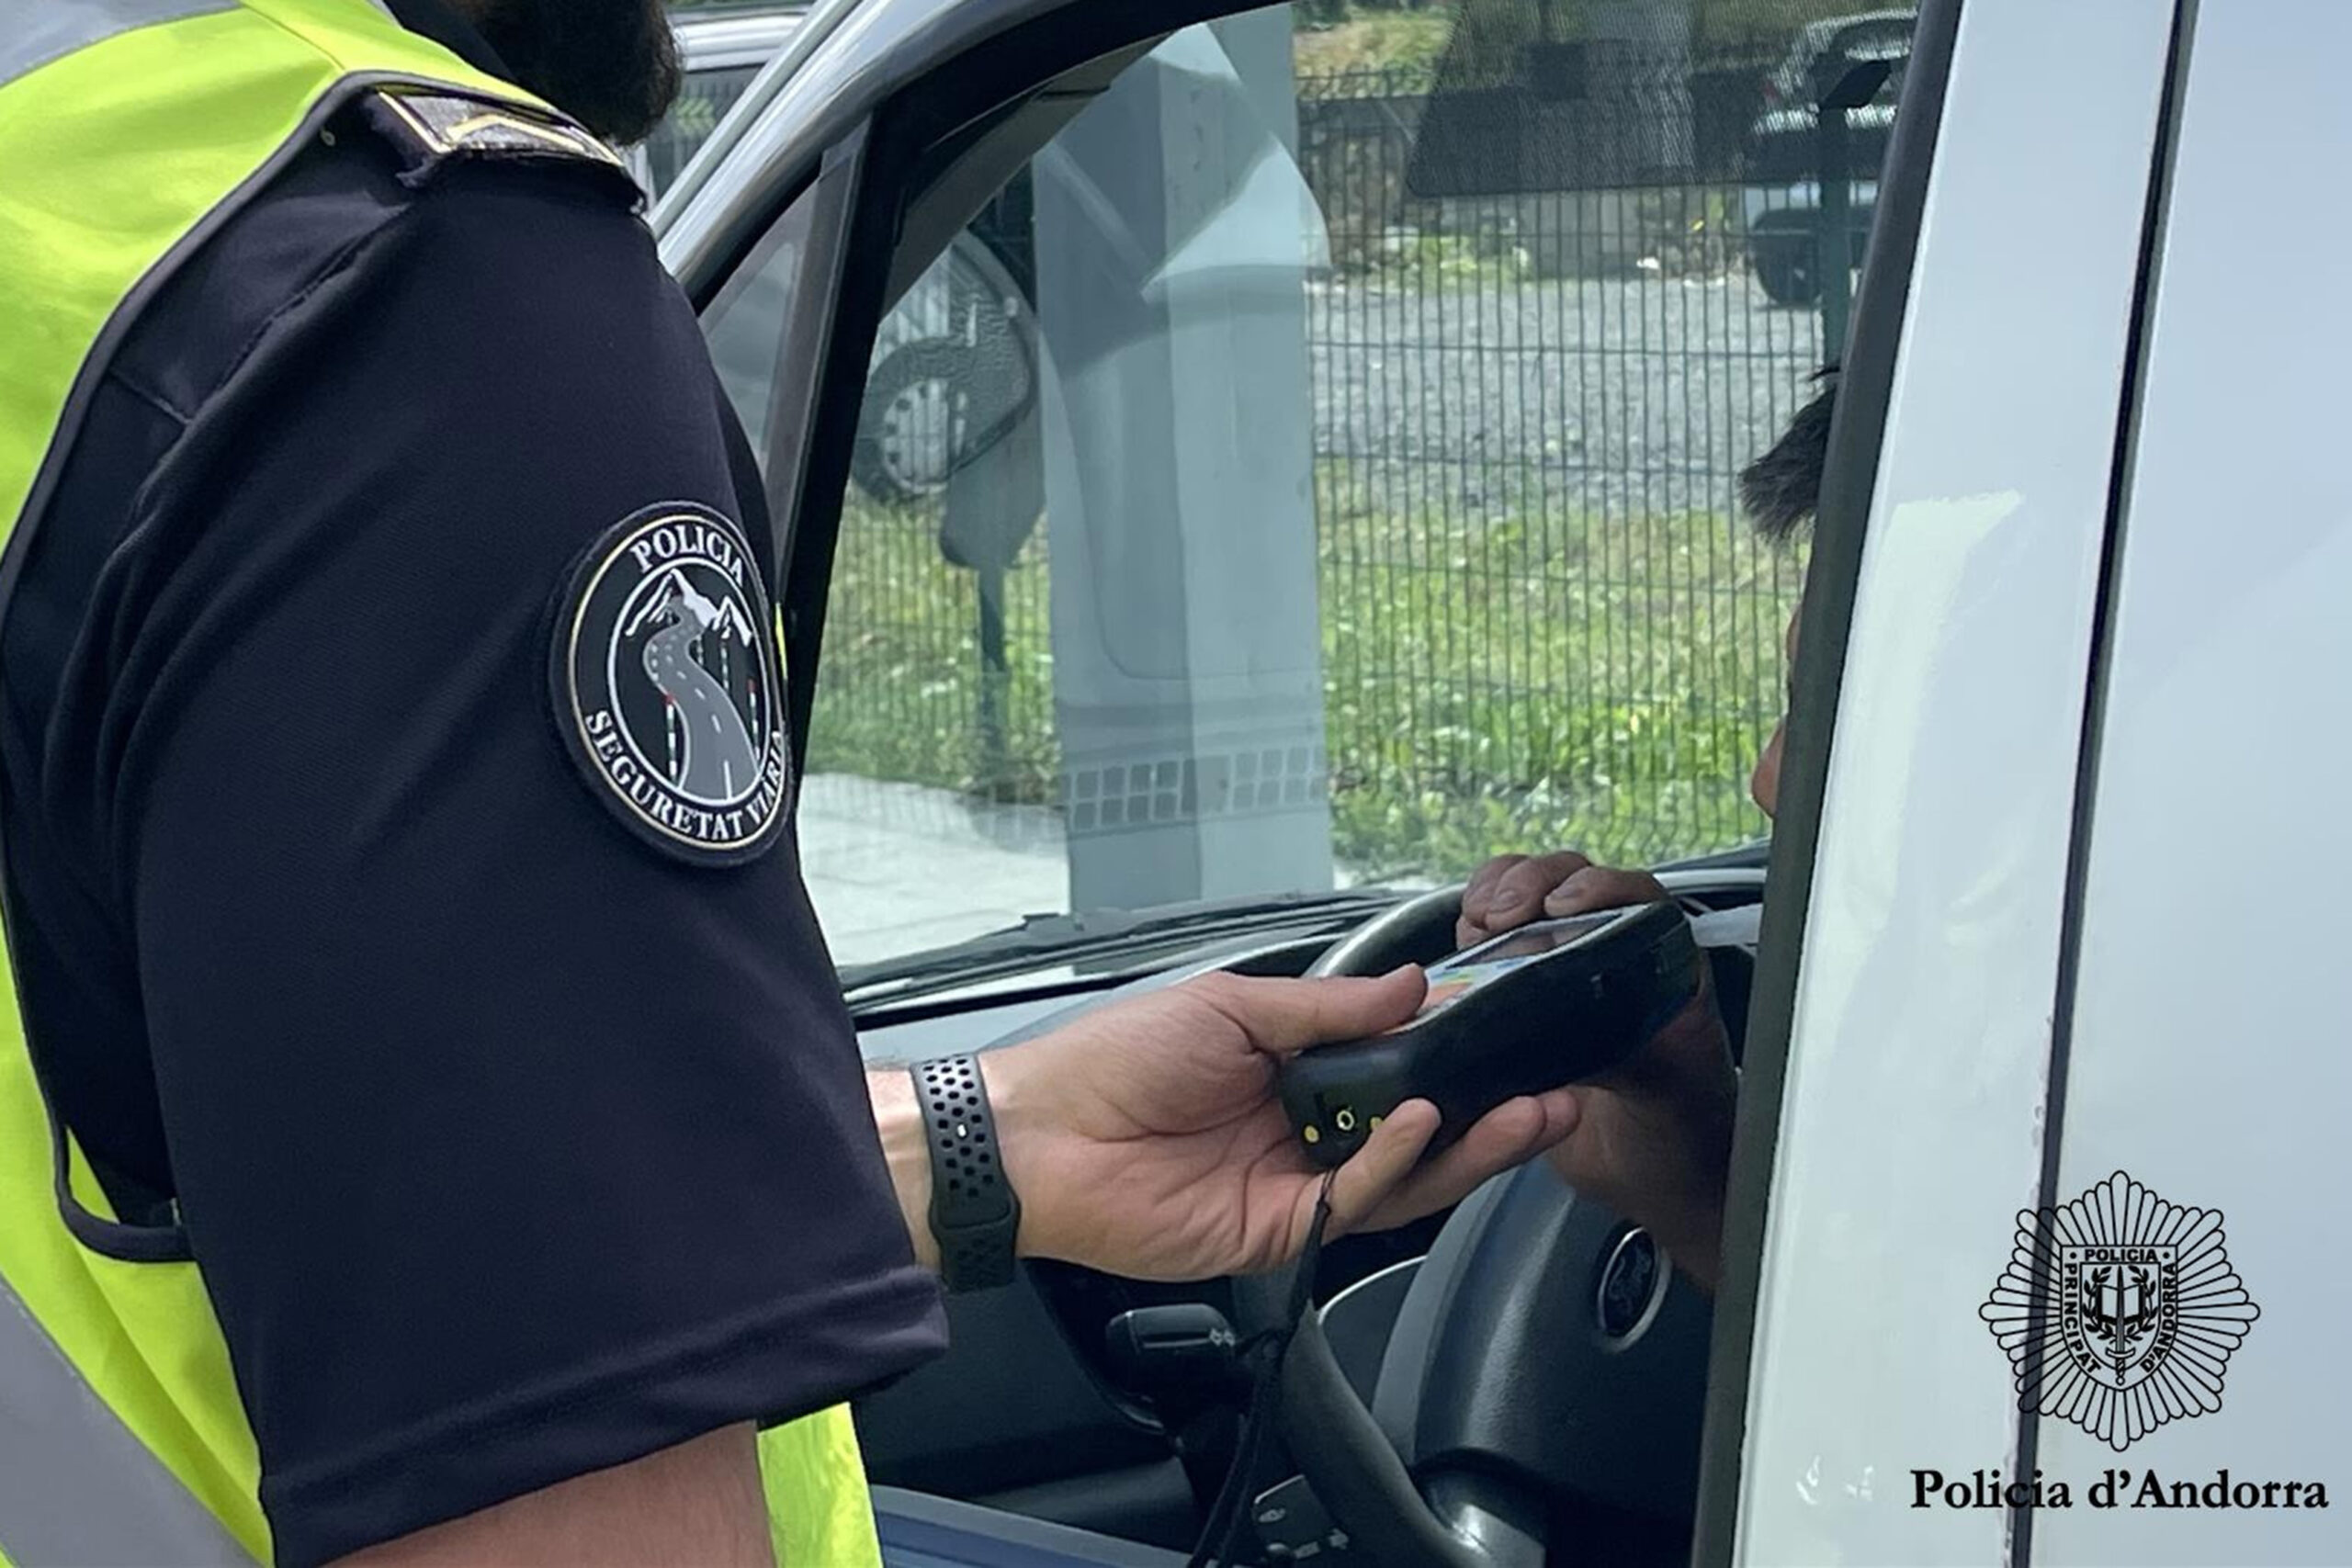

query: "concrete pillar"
xmin=1033 ymin=10 xmax=1335 ymax=912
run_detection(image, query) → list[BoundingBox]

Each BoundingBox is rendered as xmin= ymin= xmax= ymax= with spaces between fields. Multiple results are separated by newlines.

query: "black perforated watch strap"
xmin=911 ymin=1055 xmax=1022 ymax=1292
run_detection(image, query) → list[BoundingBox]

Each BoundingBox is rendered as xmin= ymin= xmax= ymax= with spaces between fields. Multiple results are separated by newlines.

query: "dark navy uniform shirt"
xmin=1 ymin=4 xmax=946 ymax=1562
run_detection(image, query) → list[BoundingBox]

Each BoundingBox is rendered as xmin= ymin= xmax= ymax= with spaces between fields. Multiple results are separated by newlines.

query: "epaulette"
xmin=357 ymin=84 xmax=640 ymax=203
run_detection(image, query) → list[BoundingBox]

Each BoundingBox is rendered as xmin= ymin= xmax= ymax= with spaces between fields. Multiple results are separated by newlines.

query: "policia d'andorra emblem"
xmin=551 ymin=502 xmax=790 ymax=865
xmin=1981 ymin=1170 xmax=2259 ymax=1451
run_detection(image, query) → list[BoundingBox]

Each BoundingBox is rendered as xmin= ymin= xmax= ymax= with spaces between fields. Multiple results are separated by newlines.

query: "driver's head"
xmin=453 ymin=0 xmax=682 ymax=145
xmin=1736 ymin=367 xmax=1836 ymax=820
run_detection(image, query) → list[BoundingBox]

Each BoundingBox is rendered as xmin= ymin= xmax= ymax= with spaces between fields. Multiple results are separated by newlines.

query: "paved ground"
xmin=797 ymin=773 xmax=1069 ymax=967
xmin=797 ymin=773 xmax=1401 ymax=968
xmin=1308 ymin=270 xmax=1829 ymax=518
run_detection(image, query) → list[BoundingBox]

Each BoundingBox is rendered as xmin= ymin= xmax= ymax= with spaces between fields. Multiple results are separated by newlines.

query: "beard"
xmin=472 ymin=0 xmax=683 ymax=146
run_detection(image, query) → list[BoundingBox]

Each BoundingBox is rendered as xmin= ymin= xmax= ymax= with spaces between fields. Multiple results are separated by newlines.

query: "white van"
xmin=660 ymin=0 xmax=2351 ymax=1562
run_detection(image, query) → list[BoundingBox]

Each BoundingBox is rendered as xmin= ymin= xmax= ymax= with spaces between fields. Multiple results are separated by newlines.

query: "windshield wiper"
xmin=837 ymin=888 xmax=1403 ymax=1004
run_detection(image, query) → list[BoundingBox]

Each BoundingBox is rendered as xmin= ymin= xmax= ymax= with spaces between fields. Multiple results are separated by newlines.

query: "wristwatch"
xmin=910 ymin=1055 xmax=1023 ymax=1292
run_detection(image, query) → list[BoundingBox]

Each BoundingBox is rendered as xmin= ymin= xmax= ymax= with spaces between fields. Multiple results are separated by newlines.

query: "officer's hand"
xmin=983 ymin=969 xmax=1578 ymax=1282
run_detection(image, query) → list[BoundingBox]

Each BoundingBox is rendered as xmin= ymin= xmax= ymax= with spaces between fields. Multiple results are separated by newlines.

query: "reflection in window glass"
xmin=642 ymin=62 xmax=764 ymax=197
xmin=702 ymin=182 xmax=816 ymax=468
xmin=775 ymin=1 xmax=1910 ymax=964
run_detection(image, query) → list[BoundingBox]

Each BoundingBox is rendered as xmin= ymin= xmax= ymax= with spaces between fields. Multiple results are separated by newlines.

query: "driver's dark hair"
xmin=1738 ymin=365 xmax=1838 ymax=542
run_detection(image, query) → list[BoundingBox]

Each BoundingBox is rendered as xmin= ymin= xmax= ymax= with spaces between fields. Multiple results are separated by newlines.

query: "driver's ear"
xmin=1751 ymin=716 xmax=1786 ymax=820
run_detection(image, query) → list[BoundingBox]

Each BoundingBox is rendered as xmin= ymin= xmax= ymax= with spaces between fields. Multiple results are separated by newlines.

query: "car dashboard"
xmin=842 ymin=866 xmax=1765 ymax=1554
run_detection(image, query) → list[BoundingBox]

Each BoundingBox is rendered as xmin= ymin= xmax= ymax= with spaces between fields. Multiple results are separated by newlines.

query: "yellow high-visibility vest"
xmin=0 ymin=4 xmax=878 ymax=1562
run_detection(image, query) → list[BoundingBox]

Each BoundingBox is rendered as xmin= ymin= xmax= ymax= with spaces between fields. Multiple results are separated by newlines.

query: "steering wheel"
xmin=1232 ymin=885 xmax=1718 ymax=1568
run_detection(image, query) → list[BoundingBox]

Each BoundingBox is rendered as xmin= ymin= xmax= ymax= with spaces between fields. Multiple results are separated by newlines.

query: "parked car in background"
xmin=1740 ymin=7 xmax=1913 ymax=304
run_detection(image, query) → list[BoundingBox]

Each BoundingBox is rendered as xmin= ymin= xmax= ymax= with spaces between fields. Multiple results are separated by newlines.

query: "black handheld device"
xmin=1279 ymin=900 xmax=1702 ymax=1169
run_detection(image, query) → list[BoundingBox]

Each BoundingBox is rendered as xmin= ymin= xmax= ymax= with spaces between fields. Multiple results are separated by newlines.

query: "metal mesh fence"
xmin=808 ymin=37 xmax=1899 ymax=878
xmin=1287 ymin=51 xmax=1853 ymax=870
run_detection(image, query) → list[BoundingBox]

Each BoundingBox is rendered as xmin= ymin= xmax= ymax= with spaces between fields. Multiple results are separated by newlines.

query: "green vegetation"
xmin=1290 ymin=0 xmax=1901 ymax=86
xmin=806 ymin=477 xmax=1799 ymax=883
xmin=1293 ymin=8 xmax=1454 ymax=76
xmin=1339 ymin=231 xmax=1532 ymax=288
xmin=1314 ymin=468 xmax=1793 ymax=875
xmin=802 ymin=502 xmax=1060 ymax=804
xmin=1693 ymin=0 xmax=1907 ymax=50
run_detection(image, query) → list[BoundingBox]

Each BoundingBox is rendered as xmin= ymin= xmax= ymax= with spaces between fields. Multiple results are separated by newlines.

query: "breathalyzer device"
xmin=1278 ymin=900 xmax=1702 ymax=1169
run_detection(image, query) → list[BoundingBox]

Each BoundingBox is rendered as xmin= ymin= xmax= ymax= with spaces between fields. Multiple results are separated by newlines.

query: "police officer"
xmin=0 ymin=2 xmax=1577 ymax=1564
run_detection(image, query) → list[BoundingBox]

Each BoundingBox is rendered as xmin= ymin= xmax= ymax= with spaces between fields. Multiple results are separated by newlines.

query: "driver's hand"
xmin=974 ymin=969 xmax=1580 ymax=1282
xmin=1460 ymin=852 xmax=1739 ymax=1292
xmin=1456 ymin=849 xmax=1647 ymax=946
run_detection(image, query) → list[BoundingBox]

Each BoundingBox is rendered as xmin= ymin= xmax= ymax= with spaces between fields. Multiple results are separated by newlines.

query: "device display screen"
xmin=1402 ymin=910 xmax=1627 ymax=1021
xmin=1450 ymin=909 xmax=1623 ymax=966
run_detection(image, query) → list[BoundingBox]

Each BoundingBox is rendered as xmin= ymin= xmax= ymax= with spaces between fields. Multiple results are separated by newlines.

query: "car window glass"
xmin=765 ymin=0 xmax=1915 ymax=966
xmin=643 ymin=61 xmax=767 ymax=198
xmin=702 ymin=181 xmax=819 ymax=470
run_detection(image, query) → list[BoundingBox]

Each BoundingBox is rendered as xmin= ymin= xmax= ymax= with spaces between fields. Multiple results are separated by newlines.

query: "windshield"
xmin=704 ymin=0 xmax=1913 ymax=969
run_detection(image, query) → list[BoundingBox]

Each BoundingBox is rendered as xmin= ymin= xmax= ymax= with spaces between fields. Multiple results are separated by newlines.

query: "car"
xmin=1738 ymin=8 xmax=1914 ymax=305
xmin=662 ymin=0 xmax=2347 ymax=1563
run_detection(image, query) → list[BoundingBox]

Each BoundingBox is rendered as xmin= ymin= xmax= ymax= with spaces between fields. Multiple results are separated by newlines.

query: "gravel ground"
xmin=1307 ymin=269 xmax=1831 ymax=519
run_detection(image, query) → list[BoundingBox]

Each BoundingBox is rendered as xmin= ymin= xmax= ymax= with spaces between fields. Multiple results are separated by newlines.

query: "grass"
xmin=1314 ymin=465 xmax=1794 ymax=874
xmin=803 ymin=503 xmax=1061 ymax=804
xmin=1351 ymin=231 xmax=1533 ymax=288
xmin=806 ymin=472 xmax=1800 ymax=883
xmin=1289 ymin=0 xmax=1892 ymax=85
xmin=1293 ymin=8 xmax=1455 ymax=77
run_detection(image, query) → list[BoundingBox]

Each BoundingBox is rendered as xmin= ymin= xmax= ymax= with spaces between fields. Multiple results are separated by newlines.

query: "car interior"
xmin=682 ymin=0 xmax=1931 ymax=1561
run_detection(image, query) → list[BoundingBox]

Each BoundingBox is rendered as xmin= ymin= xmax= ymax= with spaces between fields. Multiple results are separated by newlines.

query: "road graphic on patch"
xmin=551 ymin=502 xmax=789 ymax=864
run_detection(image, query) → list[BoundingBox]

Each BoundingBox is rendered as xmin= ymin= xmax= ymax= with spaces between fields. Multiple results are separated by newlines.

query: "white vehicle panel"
xmin=2034 ymin=3 xmax=2352 ymax=1562
xmin=677 ymin=11 xmax=806 ymax=70
xmin=1735 ymin=2 xmax=2173 ymax=1562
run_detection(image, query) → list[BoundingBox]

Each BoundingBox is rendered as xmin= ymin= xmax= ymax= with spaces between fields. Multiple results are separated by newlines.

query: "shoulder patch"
xmin=360 ymin=85 xmax=637 ymax=197
xmin=548 ymin=503 xmax=792 ymax=866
